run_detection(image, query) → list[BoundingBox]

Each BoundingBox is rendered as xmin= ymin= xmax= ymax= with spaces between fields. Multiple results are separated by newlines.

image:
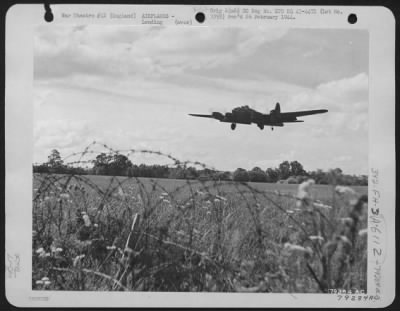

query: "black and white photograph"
xmin=5 ymin=4 xmax=395 ymax=308
xmin=32 ymin=24 xmax=370 ymax=293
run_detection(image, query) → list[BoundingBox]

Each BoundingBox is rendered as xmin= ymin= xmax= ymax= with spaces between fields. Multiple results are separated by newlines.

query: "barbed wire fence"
xmin=33 ymin=142 xmax=368 ymax=293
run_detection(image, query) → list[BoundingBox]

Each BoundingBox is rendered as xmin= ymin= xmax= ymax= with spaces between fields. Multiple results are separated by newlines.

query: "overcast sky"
xmin=34 ymin=25 xmax=368 ymax=174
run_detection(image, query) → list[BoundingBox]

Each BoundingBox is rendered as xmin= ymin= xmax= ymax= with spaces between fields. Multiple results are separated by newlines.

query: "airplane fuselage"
xmin=189 ymin=103 xmax=327 ymax=131
xmin=212 ymin=107 xmax=289 ymax=127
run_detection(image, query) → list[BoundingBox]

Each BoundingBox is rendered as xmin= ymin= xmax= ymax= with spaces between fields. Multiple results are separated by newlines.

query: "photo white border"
xmin=5 ymin=4 xmax=396 ymax=308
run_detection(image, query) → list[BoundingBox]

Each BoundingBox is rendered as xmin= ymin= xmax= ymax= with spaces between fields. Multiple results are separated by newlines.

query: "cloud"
xmin=333 ymin=155 xmax=352 ymax=162
xmin=285 ymin=72 xmax=368 ymax=137
xmin=194 ymin=29 xmax=369 ymax=88
xmin=34 ymin=120 xmax=94 ymax=162
xmin=316 ymin=73 xmax=368 ymax=105
xmin=34 ymin=26 xmax=288 ymax=80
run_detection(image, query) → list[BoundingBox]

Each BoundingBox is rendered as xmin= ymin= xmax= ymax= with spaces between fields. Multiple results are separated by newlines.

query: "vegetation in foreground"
xmin=33 ymin=172 xmax=368 ymax=293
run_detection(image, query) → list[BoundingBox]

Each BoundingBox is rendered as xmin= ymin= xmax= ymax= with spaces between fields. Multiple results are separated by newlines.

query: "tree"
xmin=248 ymin=167 xmax=267 ymax=182
xmin=47 ymin=149 xmax=63 ymax=168
xmin=233 ymin=168 xmax=249 ymax=182
xmin=309 ymin=169 xmax=329 ymax=184
xmin=278 ymin=161 xmax=291 ymax=180
xmin=109 ymin=154 xmax=133 ymax=176
xmin=265 ymin=168 xmax=279 ymax=183
xmin=93 ymin=153 xmax=112 ymax=175
xmin=168 ymin=167 xmax=185 ymax=179
xmin=290 ymin=160 xmax=306 ymax=176
xmin=92 ymin=153 xmax=133 ymax=176
xmin=214 ymin=171 xmax=232 ymax=181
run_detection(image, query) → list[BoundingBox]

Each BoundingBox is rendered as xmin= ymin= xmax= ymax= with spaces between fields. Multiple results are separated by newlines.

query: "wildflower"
xmin=335 ymin=186 xmax=356 ymax=195
xmin=118 ymin=187 xmax=124 ymax=196
xmin=340 ymin=217 xmax=354 ymax=226
xmin=309 ymin=235 xmax=324 ymax=242
xmin=162 ymin=199 xmax=170 ymax=204
xmin=44 ymin=281 xmax=51 ymax=286
xmin=349 ymin=198 xmax=358 ymax=206
xmin=297 ymin=179 xmax=315 ymax=199
xmin=284 ymin=242 xmax=313 ymax=256
xmin=338 ymin=235 xmax=352 ymax=246
xmin=73 ymin=254 xmax=85 ymax=267
xmin=60 ymin=193 xmax=70 ymax=199
xmin=82 ymin=214 xmax=91 ymax=227
xmin=41 ymin=277 xmax=49 ymax=281
xmin=313 ymin=202 xmax=332 ymax=210
xmin=44 ymin=196 xmax=50 ymax=201
xmin=214 ymin=198 xmax=221 ymax=203
xmin=161 ymin=192 xmax=168 ymax=196
xmin=39 ymin=252 xmax=51 ymax=258
xmin=106 ymin=245 xmax=116 ymax=250
xmin=358 ymin=228 xmax=368 ymax=236
xmin=205 ymin=200 xmax=211 ymax=205
xmin=296 ymin=179 xmax=315 ymax=208
xmin=55 ymin=248 xmax=63 ymax=253
xmin=36 ymin=247 xmax=44 ymax=254
xmin=286 ymin=210 xmax=295 ymax=214
xmin=36 ymin=280 xmax=44 ymax=285
xmin=215 ymin=195 xmax=227 ymax=201
xmin=93 ymin=223 xmax=98 ymax=228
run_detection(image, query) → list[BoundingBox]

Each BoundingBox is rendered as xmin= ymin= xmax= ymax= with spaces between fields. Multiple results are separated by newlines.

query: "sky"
xmin=33 ymin=25 xmax=369 ymax=175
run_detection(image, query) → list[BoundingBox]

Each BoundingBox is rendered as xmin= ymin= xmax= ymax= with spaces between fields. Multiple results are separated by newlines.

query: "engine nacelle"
xmin=212 ymin=112 xmax=224 ymax=121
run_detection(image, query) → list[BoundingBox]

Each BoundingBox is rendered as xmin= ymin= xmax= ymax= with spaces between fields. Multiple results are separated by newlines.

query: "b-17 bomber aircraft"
xmin=189 ymin=103 xmax=328 ymax=131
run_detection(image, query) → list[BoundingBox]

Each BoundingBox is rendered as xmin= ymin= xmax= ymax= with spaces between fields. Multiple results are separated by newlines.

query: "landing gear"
xmin=258 ymin=124 xmax=264 ymax=130
xmin=231 ymin=123 xmax=236 ymax=130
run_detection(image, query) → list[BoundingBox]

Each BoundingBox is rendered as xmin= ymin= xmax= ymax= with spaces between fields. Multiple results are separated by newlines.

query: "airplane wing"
xmin=280 ymin=109 xmax=328 ymax=118
xmin=189 ymin=112 xmax=225 ymax=121
xmin=189 ymin=114 xmax=215 ymax=119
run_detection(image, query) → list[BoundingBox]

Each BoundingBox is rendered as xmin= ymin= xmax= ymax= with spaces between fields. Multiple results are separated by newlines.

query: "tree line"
xmin=33 ymin=149 xmax=368 ymax=186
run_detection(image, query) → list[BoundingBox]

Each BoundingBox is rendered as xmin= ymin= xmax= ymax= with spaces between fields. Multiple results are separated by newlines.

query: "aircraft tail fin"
xmin=275 ymin=102 xmax=281 ymax=113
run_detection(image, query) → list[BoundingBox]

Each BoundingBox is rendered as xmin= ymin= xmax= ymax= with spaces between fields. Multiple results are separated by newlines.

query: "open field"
xmin=33 ymin=174 xmax=368 ymax=293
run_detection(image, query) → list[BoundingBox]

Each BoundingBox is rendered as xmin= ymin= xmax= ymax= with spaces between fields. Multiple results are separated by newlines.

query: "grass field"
xmin=32 ymin=174 xmax=368 ymax=293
